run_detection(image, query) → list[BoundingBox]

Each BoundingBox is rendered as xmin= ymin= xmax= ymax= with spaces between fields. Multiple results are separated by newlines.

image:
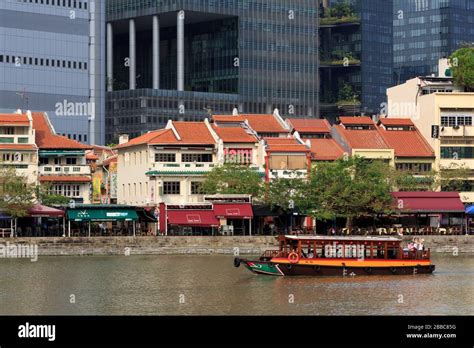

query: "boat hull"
xmin=236 ymin=258 xmax=435 ymax=276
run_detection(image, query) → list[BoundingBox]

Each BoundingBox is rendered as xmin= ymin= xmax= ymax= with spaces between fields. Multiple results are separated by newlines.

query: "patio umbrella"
xmin=465 ymin=205 xmax=474 ymax=215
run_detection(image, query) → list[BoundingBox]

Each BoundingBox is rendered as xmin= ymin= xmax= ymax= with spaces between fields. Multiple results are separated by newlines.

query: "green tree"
xmin=328 ymin=1 xmax=354 ymax=18
xmin=388 ymin=168 xmax=437 ymax=192
xmin=202 ymin=164 xmax=264 ymax=198
xmin=0 ymin=166 xmax=35 ymax=218
xmin=338 ymin=83 xmax=357 ymax=102
xmin=36 ymin=183 xmax=70 ymax=206
xmin=302 ymin=157 xmax=393 ymax=228
xmin=265 ymin=177 xmax=306 ymax=213
xmin=437 ymin=163 xmax=471 ymax=191
xmin=450 ymin=47 xmax=474 ymax=90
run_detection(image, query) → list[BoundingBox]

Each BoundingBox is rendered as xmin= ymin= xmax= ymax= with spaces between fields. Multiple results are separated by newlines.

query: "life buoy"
xmin=288 ymin=252 xmax=300 ymax=264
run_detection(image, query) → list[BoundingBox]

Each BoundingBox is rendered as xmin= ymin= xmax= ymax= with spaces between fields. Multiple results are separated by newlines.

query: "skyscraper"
xmin=319 ymin=0 xmax=393 ymax=120
xmin=0 ymin=0 xmax=106 ymax=145
xmin=393 ymin=0 xmax=474 ymax=85
xmin=105 ymin=0 xmax=319 ymax=144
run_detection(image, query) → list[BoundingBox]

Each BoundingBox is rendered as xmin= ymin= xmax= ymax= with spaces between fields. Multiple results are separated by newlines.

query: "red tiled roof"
xmin=115 ymin=129 xmax=171 ymax=149
xmin=213 ymin=114 xmax=289 ymax=133
xmin=339 ymin=116 xmax=375 ymax=125
xmin=305 ymin=138 xmax=345 ymax=161
xmin=31 ymin=112 xmax=91 ymax=150
xmin=378 ymin=118 xmax=414 ymax=126
xmin=0 ymin=144 xmax=37 ymax=151
xmin=287 ymin=118 xmax=331 ymax=133
xmin=265 ymin=138 xmax=310 ymax=152
xmin=334 ymin=125 xmax=390 ymax=149
xmin=241 ymin=114 xmax=288 ymax=133
xmin=378 ymin=127 xmax=434 ymax=158
xmin=265 ymin=138 xmax=301 ymax=145
xmin=101 ymin=154 xmax=118 ymax=166
xmin=39 ymin=175 xmax=91 ymax=182
xmin=212 ymin=115 xmax=246 ymax=123
xmin=86 ymin=151 xmax=99 ymax=160
xmin=172 ymin=122 xmax=215 ymax=144
xmin=0 ymin=114 xmax=30 ymax=126
xmin=90 ymin=144 xmax=116 ymax=157
xmin=212 ymin=125 xmax=257 ymax=143
xmin=116 ymin=122 xmax=215 ymax=149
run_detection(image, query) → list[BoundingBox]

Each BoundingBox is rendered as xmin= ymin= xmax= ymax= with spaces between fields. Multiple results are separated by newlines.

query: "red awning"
xmin=167 ymin=210 xmax=219 ymax=227
xmin=28 ymin=204 xmax=65 ymax=217
xmin=213 ymin=203 xmax=254 ymax=219
xmin=391 ymin=192 xmax=465 ymax=213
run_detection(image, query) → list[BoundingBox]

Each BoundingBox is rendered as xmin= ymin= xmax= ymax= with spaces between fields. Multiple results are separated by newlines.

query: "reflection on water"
xmin=0 ymin=254 xmax=472 ymax=315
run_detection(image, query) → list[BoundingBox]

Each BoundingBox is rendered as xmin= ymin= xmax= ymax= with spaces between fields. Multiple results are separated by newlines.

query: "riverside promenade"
xmin=2 ymin=235 xmax=473 ymax=256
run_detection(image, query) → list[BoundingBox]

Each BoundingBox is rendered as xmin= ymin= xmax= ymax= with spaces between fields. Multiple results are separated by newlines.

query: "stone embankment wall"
xmin=2 ymin=235 xmax=473 ymax=256
xmin=402 ymin=235 xmax=473 ymax=253
xmin=4 ymin=236 xmax=278 ymax=256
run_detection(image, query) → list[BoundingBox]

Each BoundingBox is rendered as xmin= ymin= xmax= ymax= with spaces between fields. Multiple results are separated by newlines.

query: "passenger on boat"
xmin=307 ymin=248 xmax=314 ymax=258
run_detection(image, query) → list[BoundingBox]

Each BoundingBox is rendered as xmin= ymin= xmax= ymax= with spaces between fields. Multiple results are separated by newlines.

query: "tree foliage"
xmin=437 ymin=163 xmax=471 ymax=192
xmin=264 ymin=177 xmax=306 ymax=213
xmin=202 ymin=164 xmax=264 ymax=198
xmin=36 ymin=183 xmax=70 ymax=206
xmin=327 ymin=1 xmax=355 ymax=18
xmin=0 ymin=166 xmax=35 ymax=218
xmin=301 ymin=157 xmax=394 ymax=224
xmin=450 ymin=47 xmax=474 ymax=90
xmin=388 ymin=168 xmax=437 ymax=192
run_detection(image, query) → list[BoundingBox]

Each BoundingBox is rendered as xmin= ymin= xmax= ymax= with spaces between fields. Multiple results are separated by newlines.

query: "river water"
xmin=0 ymin=254 xmax=472 ymax=315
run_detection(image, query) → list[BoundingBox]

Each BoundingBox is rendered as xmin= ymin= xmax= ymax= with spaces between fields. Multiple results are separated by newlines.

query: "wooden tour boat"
xmin=234 ymin=235 xmax=435 ymax=276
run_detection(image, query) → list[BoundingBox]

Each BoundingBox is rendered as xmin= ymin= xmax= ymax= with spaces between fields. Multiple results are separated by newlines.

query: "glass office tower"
xmin=319 ymin=0 xmax=393 ymax=119
xmin=393 ymin=0 xmax=474 ymax=85
xmin=105 ymin=0 xmax=319 ymax=143
xmin=0 ymin=0 xmax=106 ymax=145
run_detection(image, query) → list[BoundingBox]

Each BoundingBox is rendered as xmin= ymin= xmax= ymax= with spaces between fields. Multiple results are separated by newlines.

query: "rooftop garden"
xmin=320 ymin=1 xmax=360 ymax=26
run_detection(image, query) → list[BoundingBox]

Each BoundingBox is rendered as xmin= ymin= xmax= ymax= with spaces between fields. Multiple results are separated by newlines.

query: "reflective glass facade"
xmin=320 ymin=0 xmax=392 ymax=117
xmin=105 ymin=0 xmax=319 ymax=144
xmin=0 ymin=0 xmax=106 ymax=144
xmin=393 ymin=0 xmax=474 ymax=84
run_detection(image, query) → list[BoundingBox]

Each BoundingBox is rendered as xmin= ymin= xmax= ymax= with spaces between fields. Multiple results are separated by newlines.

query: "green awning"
xmin=39 ymin=150 xmax=85 ymax=156
xmin=146 ymin=170 xmax=209 ymax=176
xmin=67 ymin=208 xmax=138 ymax=222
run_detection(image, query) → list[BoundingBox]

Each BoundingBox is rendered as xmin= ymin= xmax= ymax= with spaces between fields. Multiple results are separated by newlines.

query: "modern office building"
xmin=105 ymin=0 xmax=319 ymax=144
xmin=0 ymin=0 xmax=106 ymax=145
xmin=393 ymin=0 xmax=474 ymax=85
xmin=319 ymin=0 xmax=393 ymax=120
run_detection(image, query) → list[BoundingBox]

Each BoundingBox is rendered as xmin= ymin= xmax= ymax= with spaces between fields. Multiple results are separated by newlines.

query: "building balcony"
xmin=320 ymin=16 xmax=360 ymax=27
xmin=0 ymin=134 xmax=34 ymax=144
xmin=146 ymin=162 xmax=215 ymax=176
xmin=440 ymin=158 xmax=474 ymax=167
xmin=320 ymin=59 xmax=361 ymax=68
xmin=269 ymin=169 xmax=307 ymax=180
xmin=39 ymin=165 xmax=91 ymax=175
xmin=440 ymin=126 xmax=474 ymax=137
